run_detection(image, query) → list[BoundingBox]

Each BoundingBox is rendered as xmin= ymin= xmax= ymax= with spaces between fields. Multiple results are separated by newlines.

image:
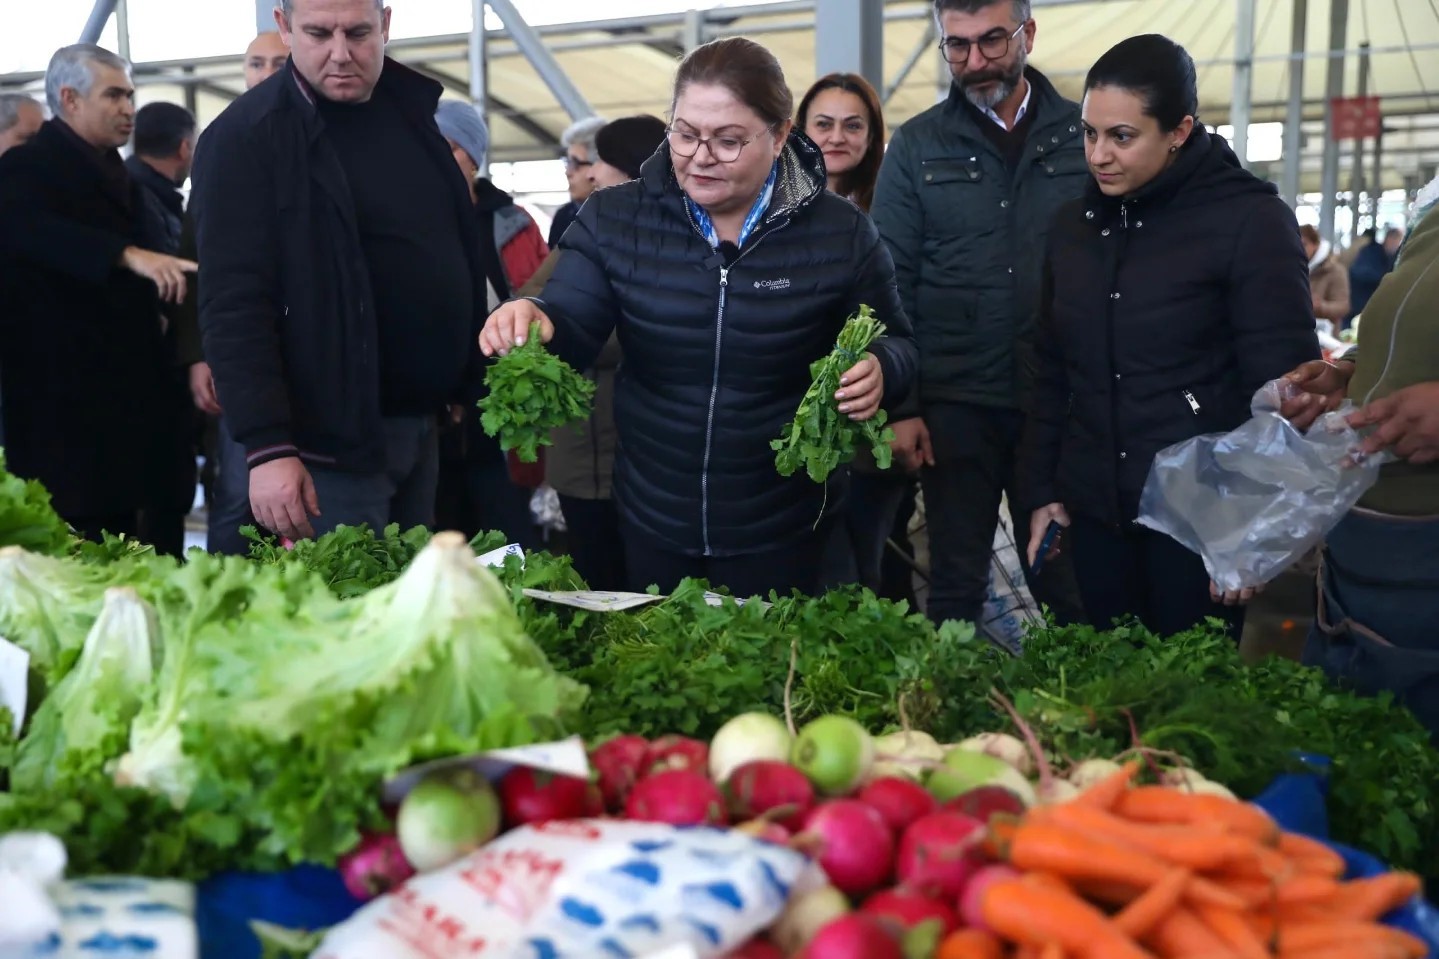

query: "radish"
xmin=725 ymin=940 xmax=786 ymax=959
xmin=498 ymin=767 xmax=592 ymax=827
xmin=590 ymin=734 xmax=649 ymax=811
xmin=896 ymin=811 xmax=985 ymax=900
xmin=957 ymin=732 xmax=1035 ymax=776
xmin=943 ymin=785 xmax=1027 ymax=822
xmin=958 ymin=863 xmax=1021 ymax=932
xmin=861 ymin=887 xmax=959 ymax=934
xmin=858 ymin=777 xmax=938 ymax=834
xmin=396 ymin=769 xmax=501 ymax=872
xmin=797 ymin=915 xmax=903 ymax=959
xmin=870 ymin=730 xmax=946 ymax=781
xmin=927 ymin=749 xmax=1036 ymax=807
xmin=645 ymin=735 xmax=709 ymax=776
xmin=801 ymin=800 xmax=895 ymax=896
xmin=337 ymin=832 xmax=415 ymax=901
xmin=709 ymin=712 xmax=794 ymax=783
xmin=724 ymin=760 xmax=815 ymax=830
xmin=770 ymin=885 xmax=850 ymax=955
xmin=1069 ymin=757 xmax=1124 ymax=791
xmin=792 ymin=715 xmax=875 ymax=796
xmin=624 ymin=769 xmax=727 ymax=826
xmin=733 ymin=819 xmax=793 ymax=845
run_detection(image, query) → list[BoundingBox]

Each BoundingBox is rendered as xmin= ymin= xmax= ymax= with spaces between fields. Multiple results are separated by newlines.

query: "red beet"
xmin=590 ymin=735 xmax=649 ymax=812
xmin=943 ymin=785 xmax=1027 ymax=822
xmin=801 ymin=800 xmax=895 ymax=897
xmin=725 ymin=940 xmax=786 ymax=959
xmin=645 ymin=735 xmax=709 ymax=776
xmin=338 ymin=832 xmax=414 ymax=901
xmin=896 ymin=811 xmax=986 ymax=900
xmin=724 ymin=760 xmax=815 ymax=830
xmin=860 ymin=887 xmax=959 ymax=934
xmin=797 ymin=915 xmax=904 ymax=959
xmin=959 ymin=863 xmax=1021 ymax=932
xmin=625 ymin=770 xmax=727 ymax=826
xmin=859 ymin=777 xmax=939 ymax=834
xmin=499 ymin=767 xmax=592 ymax=827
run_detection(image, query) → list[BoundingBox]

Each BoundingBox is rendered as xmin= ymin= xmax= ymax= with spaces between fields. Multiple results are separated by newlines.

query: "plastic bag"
xmin=311 ymin=819 xmax=820 ymax=959
xmin=1136 ymin=378 xmax=1387 ymax=592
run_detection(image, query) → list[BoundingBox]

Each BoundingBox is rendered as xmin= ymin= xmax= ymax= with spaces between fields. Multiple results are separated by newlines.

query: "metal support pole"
xmin=682 ymin=9 xmax=705 ymax=52
xmin=115 ymin=0 xmax=130 ymax=61
xmin=485 ymin=0 xmax=593 ymax=121
xmin=814 ymin=0 xmax=884 ymax=94
xmin=1348 ymin=42 xmax=1370 ymax=242
xmin=1318 ymin=0 xmax=1348 ymax=243
xmin=79 ymin=0 xmax=118 ymax=43
xmin=469 ymin=0 xmax=489 ymax=173
xmin=883 ymin=20 xmax=936 ymax=105
xmin=183 ymin=65 xmax=198 ymax=115
xmin=1372 ymin=124 xmax=1385 ymax=220
xmin=1279 ymin=0 xmax=1306 ymax=208
xmin=256 ymin=0 xmax=276 ymax=33
xmin=1231 ymin=0 xmax=1256 ymax=168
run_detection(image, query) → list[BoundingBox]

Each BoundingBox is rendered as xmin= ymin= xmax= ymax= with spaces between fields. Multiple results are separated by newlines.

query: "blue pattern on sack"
xmin=60 ymin=904 xmax=105 ymax=918
xmin=618 ymin=914 xmax=661 ymax=933
xmin=684 ymin=847 xmax=741 ymax=867
xmin=682 ymin=916 xmax=723 ymax=946
xmin=524 ymin=939 xmax=560 ymax=959
xmin=77 ymin=932 xmax=158 ymax=954
xmin=73 ymin=879 xmax=148 ymax=894
xmin=611 ymin=860 xmax=662 ymax=885
xmin=599 ymin=939 xmax=635 ymax=958
xmin=684 ymin=162 xmax=777 ymax=250
xmin=757 ymin=858 xmax=791 ymax=901
xmin=126 ymin=902 xmax=187 ymax=916
xmin=629 ymin=840 xmax=672 ymax=854
xmin=30 ymin=932 xmax=61 ymax=955
xmin=559 ymin=897 xmax=606 ymax=927
xmin=684 ymin=881 xmax=744 ymax=911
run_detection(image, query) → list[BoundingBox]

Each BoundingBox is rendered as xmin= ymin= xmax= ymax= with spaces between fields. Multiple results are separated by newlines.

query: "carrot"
xmin=1041 ymin=803 xmax=1259 ymax=872
xmin=1142 ymin=905 xmax=1232 ymax=958
xmin=1276 ymin=945 xmax=1414 ymax=959
xmin=1115 ymin=788 xmax=1279 ymax=845
xmin=1192 ymin=903 xmax=1269 ymax=959
xmin=1073 ymin=759 xmax=1142 ymax=810
xmin=1015 ymin=947 xmax=1042 ymax=959
xmin=1115 ymin=868 xmax=1191 ymax=939
xmin=1272 ymin=920 xmax=1428 ymax=958
xmin=1323 ymin=872 xmax=1422 ymax=921
xmin=1074 ymin=879 xmax=1147 ymax=907
xmin=936 ymin=928 xmax=1005 ymax=959
xmin=979 ymin=877 xmax=1154 ymax=959
xmin=1276 ymin=833 xmax=1347 ymax=877
xmin=1039 ymin=943 xmax=1063 ymax=959
xmin=1006 ymin=822 xmax=1246 ymax=911
xmin=1216 ymin=842 xmax=1298 ymax=882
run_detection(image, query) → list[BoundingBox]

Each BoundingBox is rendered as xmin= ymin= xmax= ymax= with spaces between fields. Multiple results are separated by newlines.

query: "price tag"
xmin=384 ymin=737 xmax=592 ymax=804
xmin=476 ymin=543 xmax=525 ymax=569
xmin=521 ymin=589 xmax=665 ymax=612
xmin=0 ymin=636 xmax=29 ymax=737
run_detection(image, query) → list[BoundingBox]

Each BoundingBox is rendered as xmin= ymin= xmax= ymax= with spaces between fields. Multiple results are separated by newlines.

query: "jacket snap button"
xmin=1051 ymin=136 xmax=1059 ymax=143
xmin=970 ymin=171 xmax=979 ymax=179
xmin=1069 ymin=125 xmax=1077 ymax=132
xmin=1007 ymin=267 xmax=1014 ymax=274
xmin=1000 ymin=200 xmax=1009 ymax=208
xmin=1114 ymin=373 xmax=1122 ymax=380
xmin=925 ymin=173 xmax=933 ymax=182
xmin=1046 ymin=165 xmax=1055 ymax=173
xmin=1120 ymin=452 xmax=1128 ymax=460
xmin=1101 ymin=228 xmax=1110 ymax=236
xmin=1136 ymin=221 xmax=1144 ymax=228
xmin=1085 ymin=210 xmax=1095 ymax=219
xmin=1111 ymin=292 xmax=1121 ymax=299
xmin=1037 ymin=145 xmax=1045 ymax=153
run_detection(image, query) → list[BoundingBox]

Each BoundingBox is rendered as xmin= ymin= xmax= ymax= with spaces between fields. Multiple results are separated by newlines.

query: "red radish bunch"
xmin=625 ymin=769 xmax=728 ymax=826
xmin=801 ymin=800 xmax=895 ymax=897
xmin=859 ymin=777 xmax=938 ymax=834
xmin=498 ymin=767 xmax=594 ymax=827
xmin=645 ymin=735 xmax=709 ymax=775
xmin=895 ymin=811 xmax=987 ymax=900
xmin=725 ymin=760 xmax=816 ymax=830
xmin=590 ymin=735 xmax=650 ymax=812
xmin=860 ymin=887 xmax=959 ymax=934
xmin=796 ymin=915 xmax=903 ymax=959
xmin=337 ymin=832 xmax=414 ymax=901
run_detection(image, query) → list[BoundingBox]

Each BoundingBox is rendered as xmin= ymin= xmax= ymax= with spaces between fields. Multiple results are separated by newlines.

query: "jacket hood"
xmin=1308 ymin=238 xmax=1333 ymax=273
xmin=1085 ymin=127 xmax=1276 ymax=217
xmin=640 ymin=129 xmax=826 ymax=225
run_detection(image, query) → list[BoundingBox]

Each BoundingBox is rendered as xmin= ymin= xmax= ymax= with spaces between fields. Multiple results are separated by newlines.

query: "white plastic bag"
xmin=312 ymin=820 xmax=819 ymax=959
xmin=1136 ymin=379 xmax=1387 ymax=592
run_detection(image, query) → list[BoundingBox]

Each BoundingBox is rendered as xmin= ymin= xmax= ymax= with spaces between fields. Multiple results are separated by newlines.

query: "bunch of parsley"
xmin=478 ymin=322 xmax=596 ymax=463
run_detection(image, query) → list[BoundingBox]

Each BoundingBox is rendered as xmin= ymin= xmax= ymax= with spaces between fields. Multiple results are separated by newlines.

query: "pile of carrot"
xmin=935 ymin=761 xmax=1427 ymax=959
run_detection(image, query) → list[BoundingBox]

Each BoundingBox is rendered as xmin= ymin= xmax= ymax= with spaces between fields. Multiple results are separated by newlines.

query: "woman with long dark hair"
xmin=797 ymin=73 xmax=885 ymax=212
xmin=1019 ymin=34 xmax=1320 ymax=637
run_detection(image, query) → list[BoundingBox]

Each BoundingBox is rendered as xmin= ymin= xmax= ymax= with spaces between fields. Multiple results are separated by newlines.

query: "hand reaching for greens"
xmin=772 ymin=305 xmax=896 ymax=484
xmin=478 ymin=321 xmax=597 ymax=463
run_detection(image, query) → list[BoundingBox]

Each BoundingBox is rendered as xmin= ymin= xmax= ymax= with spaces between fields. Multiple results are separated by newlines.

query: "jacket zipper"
xmin=690 ymin=208 xmax=792 ymax=556
xmin=1183 ymin=390 xmax=1201 ymax=414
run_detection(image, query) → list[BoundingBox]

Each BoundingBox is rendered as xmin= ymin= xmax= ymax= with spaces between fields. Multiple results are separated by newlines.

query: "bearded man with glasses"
xmin=872 ymin=0 xmax=1088 ymax=630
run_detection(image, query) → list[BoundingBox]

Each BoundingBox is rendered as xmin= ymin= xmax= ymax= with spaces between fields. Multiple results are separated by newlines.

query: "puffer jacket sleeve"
xmin=1017 ymin=238 xmax=1068 ymax=512
xmin=845 ymin=213 xmax=916 ymax=408
xmin=1228 ymin=197 xmax=1322 ymax=395
xmin=532 ymin=198 xmax=619 ymax=374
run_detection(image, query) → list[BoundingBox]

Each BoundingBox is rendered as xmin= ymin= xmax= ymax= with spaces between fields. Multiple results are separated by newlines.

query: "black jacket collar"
xmin=125 ymin=154 xmax=184 ymax=217
xmin=242 ymin=56 xmax=443 ymax=128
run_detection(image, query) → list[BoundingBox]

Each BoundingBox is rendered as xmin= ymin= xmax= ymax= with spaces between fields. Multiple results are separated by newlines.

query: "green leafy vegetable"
xmin=772 ymin=305 xmax=897 ymax=483
xmin=245 ymin=523 xmax=433 ymax=598
xmin=478 ymin=322 xmax=596 ymax=463
xmin=0 ymin=451 xmax=74 ymax=556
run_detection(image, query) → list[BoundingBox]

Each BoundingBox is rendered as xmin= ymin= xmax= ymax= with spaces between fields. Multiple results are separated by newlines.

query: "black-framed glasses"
xmin=938 ymin=21 xmax=1027 ymax=64
xmin=665 ymin=125 xmax=773 ymax=163
xmin=563 ymin=154 xmax=593 ymax=171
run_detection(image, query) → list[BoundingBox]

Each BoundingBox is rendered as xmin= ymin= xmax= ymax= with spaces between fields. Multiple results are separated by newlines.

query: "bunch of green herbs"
xmin=478 ymin=322 xmax=596 ymax=463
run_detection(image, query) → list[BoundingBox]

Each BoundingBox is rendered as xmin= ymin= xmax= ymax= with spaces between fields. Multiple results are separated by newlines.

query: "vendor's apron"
xmin=1303 ymin=508 xmax=1439 ymax=740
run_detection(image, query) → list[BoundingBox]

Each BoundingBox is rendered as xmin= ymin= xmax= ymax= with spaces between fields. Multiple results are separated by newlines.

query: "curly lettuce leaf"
xmin=0 ymin=451 xmax=73 ymax=556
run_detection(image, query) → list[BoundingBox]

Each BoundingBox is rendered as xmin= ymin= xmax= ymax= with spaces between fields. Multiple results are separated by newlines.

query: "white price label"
xmin=476 ymin=543 xmax=525 ymax=569
xmin=0 ymin=637 xmax=29 ymax=737
xmin=522 ymin=589 xmax=666 ymax=612
xmin=384 ymin=737 xmax=592 ymax=804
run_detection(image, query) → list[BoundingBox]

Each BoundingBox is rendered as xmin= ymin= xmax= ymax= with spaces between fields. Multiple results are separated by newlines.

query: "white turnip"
xmin=395 ymin=769 xmax=501 ymax=873
xmin=770 ymin=885 xmax=850 ymax=955
xmin=624 ymin=769 xmax=727 ymax=826
xmin=957 ymin=732 xmax=1035 ymax=777
xmin=895 ymin=810 xmax=986 ymax=900
xmin=858 ymin=777 xmax=938 ymax=834
xmin=710 ymin=712 xmax=794 ymax=783
xmin=724 ymin=759 xmax=815 ymax=830
xmin=1068 ymin=758 xmax=1124 ymax=791
xmin=801 ymin=800 xmax=895 ymax=896
xmin=870 ymin=729 xmax=946 ymax=781
xmin=792 ymin=715 xmax=875 ymax=796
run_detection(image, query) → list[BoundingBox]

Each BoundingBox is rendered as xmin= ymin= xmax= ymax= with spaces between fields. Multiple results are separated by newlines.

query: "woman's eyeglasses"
xmin=665 ymin=125 xmax=774 ymax=163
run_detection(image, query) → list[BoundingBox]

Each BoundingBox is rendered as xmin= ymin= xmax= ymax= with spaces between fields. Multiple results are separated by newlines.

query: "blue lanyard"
xmin=685 ymin=162 xmax=778 ymax=250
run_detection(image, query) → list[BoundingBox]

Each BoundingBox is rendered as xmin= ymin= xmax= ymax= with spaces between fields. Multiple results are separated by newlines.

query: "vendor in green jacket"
xmin=1281 ymin=177 xmax=1439 ymax=739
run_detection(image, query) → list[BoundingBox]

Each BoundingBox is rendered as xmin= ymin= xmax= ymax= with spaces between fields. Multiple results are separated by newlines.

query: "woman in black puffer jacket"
xmin=481 ymin=38 xmax=917 ymax=597
xmin=1019 ymin=35 xmax=1320 ymax=638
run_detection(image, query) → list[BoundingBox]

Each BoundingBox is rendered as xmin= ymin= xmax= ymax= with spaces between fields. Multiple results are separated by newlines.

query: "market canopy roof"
xmin=2 ymin=0 xmax=1436 ymax=189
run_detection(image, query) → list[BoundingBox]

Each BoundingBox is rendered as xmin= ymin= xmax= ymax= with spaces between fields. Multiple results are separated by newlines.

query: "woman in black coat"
xmin=1019 ymin=35 xmax=1320 ymax=638
xmin=481 ymin=38 xmax=917 ymax=598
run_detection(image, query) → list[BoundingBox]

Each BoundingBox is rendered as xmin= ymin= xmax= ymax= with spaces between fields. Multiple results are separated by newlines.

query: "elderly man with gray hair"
xmin=548 ymin=115 xmax=608 ymax=247
xmin=0 ymin=94 xmax=43 ymax=158
xmin=0 ymin=43 xmax=196 ymax=541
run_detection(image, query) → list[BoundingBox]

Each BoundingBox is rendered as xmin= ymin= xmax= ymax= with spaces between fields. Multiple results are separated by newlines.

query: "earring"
xmin=1169 ymin=144 xmax=1178 ymax=153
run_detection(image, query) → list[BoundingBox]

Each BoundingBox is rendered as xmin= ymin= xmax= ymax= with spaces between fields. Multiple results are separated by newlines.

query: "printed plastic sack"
xmin=982 ymin=501 xmax=1042 ymax=656
xmin=312 ymin=819 xmax=820 ymax=959
xmin=1137 ymin=378 xmax=1387 ymax=592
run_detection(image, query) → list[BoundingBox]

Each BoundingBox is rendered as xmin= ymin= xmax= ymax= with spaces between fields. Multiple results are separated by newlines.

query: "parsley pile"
xmin=478 ymin=322 xmax=596 ymax=463
xmin=772 ymin=305 xmax=896 ymax=483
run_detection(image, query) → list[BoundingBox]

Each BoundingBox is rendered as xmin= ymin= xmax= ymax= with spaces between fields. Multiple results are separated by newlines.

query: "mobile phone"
xmin=1029 ymin=520 xmax=1064 ymax=578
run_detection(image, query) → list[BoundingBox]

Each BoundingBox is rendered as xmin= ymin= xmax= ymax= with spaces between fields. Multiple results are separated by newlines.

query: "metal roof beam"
xmin=484 ymin=0 xmax=593 ymax=120
xmin=79 ymin=0 xmax=118 ymax=43
xmin=408 ymin=61 xmax=557 ymax=148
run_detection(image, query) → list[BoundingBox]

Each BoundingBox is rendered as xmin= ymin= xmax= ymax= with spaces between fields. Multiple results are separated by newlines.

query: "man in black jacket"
xmin=125 ymin=102 xmax=194 ymax=255
xmin=191 ymin=0 xmax=489 ymax=542
xmin=872 ymin=0 xmax=1086 ymax=628
xmin=0 ymin=44 xmax=197 ymax=540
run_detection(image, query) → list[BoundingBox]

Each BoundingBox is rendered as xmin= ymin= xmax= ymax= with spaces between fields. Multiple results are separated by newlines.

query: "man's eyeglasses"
xmin=563 ymin=155 xmax=593 ymax=171
xmin=938 ymin=21 xmax=1027 ymax=64
xmin=665 ymin=125 xmax=773 ymax=164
